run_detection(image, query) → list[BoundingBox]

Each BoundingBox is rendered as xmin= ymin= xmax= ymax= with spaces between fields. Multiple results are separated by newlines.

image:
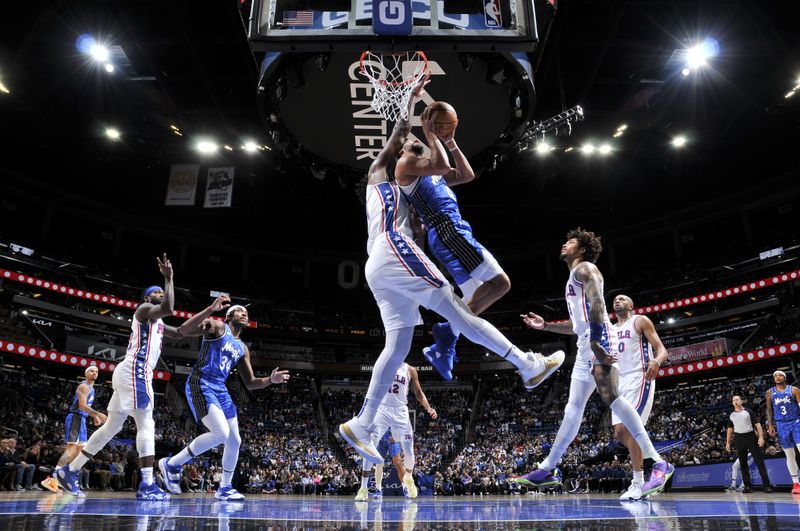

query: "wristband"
xmin=653 ymin=358 xmax=662 ymax=367
xmin=589 ymin=322 xmax=607 ymax=342
xmin=445 ymin=140 xmax=458 ymax=152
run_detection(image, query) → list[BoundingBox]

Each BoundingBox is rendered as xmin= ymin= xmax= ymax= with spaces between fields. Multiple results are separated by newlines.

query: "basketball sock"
xmin=140 ymin=467 xmax=153 ymax=486
xmin=358 ymin=328 xmax=414 ymax=428
xmin=539 ymin=379 xmax=595 ymax=471
xmin=632 ymin=470 xmax=644 ymax=485
xmin=785 ymin=448 xmax=798 ymax=480
xmin=221 ymin=469 xmax=234 ymax=488
xmin=69 ymin=454 xmax=90 ymax=473
xmin=610 ymin=397 xmax=663 ymax=462
xmin=361 ymin=475 xmax=370 ymax=489
xmin=505 ymin=347 xmax=536 ymax=371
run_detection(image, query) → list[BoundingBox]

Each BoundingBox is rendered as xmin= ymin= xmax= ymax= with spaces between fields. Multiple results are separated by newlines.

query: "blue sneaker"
xmin=370 ymin=488 xmax=383 ymax=500
xmin=423 ymin=345 xmax=455 ymax=381
xmin=56 ymin=466 xmax=84 ymax=497
xmin=215 ymin=485 xmax=245 ymax=501
xmin=432 ymin=322 xmax=458 ymax=353
xmin=136 ymin=481 xmax=171 ymax=501
xmin=158 ymin=457 xmax=182 ymax=495
xmin=513 ymin=466 xmax=562 ymax=487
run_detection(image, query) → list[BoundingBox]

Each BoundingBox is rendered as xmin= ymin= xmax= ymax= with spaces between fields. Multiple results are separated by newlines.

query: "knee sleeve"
xmin=130 ymin=409 xmax=156 ymax=457
xmin=83 ymin=411 xmax=127 ymax=456
xmin=401 ymin=440 xmax=415 ymax=472
xmin=221 ymin=417 xmax=241 ymax=472
xmin=202 ymin=405 xmax=231 ymax=445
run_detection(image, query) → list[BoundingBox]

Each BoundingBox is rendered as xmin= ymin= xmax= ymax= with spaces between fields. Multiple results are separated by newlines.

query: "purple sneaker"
xmin=641 ymin=461 xmax=674 ymax=496
xmin=513 ymin=467 xmax=562 ymax=487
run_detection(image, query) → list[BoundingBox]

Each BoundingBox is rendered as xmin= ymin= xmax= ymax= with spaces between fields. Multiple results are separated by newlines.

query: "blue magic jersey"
xmin=772 ymin=386 xmax=800 ymax=422
xmin=192 ymin=324 xmax=246 ymax=384
xmin=399 ymin=175 xmax=484 ymax=284
xmin=68 ymin=380 xmax=95 ymax=417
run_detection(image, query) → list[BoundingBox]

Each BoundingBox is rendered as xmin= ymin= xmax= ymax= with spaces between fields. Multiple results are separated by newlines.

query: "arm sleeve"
xmin=747 ymin=408 xmax=760 ymax=425
xmin=726 ymin=414 xmax=734 ymax=429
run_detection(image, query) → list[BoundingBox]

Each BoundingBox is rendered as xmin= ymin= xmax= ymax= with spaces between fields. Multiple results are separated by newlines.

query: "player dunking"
xmin=57 ymin=254 xmax=195 ymax=500
xmin=513 ymin=230 xmax=673 ymax=498
xmin=610 ymin=295 xmax=669 ymax=500
xmin=395 ymin=103 xmax=510 ymax=381
xmin=159 ymin=300 xmax=289 ymax=501
xmin=339 ymin=75 xmax=564 ymax=466
xmin=765 ymin=370 xmax=800 ymax=494
xmin=41 ymin=367 xmax=107 ymax=493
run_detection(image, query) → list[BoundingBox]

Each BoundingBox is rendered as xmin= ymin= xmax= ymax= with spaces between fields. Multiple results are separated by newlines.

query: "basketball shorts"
xmin=776 ymin=418 xmax=800 ymax=449
xmin=366 ymin=231 xmax=448 ymax=332
xmin=107 ymin=359 xmax=153 ymax=411
xmin=185 ymin=376 xmax=237 ymax=423
xmin=64 ymin=413 xmax=88 ymax=444
xmin=572 ymin=331 xmax=618 ymax=383
xmin=611 ymin=372 xmax=656 ymax=425
xmin=371 ymin=405 xmax=413 ymax=447
xmin=428 ymin=221 xmax=504 ymax=294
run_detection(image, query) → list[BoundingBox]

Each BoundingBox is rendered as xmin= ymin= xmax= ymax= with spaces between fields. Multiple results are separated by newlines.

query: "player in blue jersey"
xmin=40 ymin=367 xmax=107 ymax=493
xmin=765 ymin=369 xmax=800 ymax=494
xmin=394 ymin=104 xmax=510 ymax=381
xmin=159 ymin=300 xmax=290 ymax=501
xmin=355 ymin=432 xmax=405 ymax=501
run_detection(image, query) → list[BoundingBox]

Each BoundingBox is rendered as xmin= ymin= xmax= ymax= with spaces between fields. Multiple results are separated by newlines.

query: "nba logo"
xmin=484 ymin=0 xmax=503 ymax=28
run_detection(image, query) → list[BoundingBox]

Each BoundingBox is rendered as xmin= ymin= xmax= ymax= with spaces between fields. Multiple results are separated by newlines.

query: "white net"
xmin=359 ymin=51 xmax=428 ymax=122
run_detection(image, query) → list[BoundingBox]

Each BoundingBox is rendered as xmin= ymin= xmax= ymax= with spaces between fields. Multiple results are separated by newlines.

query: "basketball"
xmin=426 ymin=101 xmax=459 ymax=138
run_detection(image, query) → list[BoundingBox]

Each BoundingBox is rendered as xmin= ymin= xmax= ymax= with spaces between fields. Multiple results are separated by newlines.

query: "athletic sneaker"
xmin=339 ymin=418 xmax=382 ymax=465
xmin=56 ymin=467 xmax=84 ymax=497
xmin=40 ymin=476 xmax=61 ymax=494
xmin=370 ymin=488 xmax=383 ymax=500
xmin=620 ymin=481 xmax=644 ymax=501
xmin=641 ymin=461 xmax=674 ymax=497
xmin=158 ymin=457 xmax=182 ymax=495
xmin=791 ymin=482 xmax=800 ymax=495
xmin=514 ymin=466 xmax=562 ymax=487
xmin=402 ymin=475 xmax=418 ymax=499
xmin=355 ymin=487 xmax=369 ymax=501
xmin=136 ymin=481 xmax=171 ymax=501
xmin=423 ymin=345 xmax=456 ymax=381
xmin=519 ymin=350 xmax=565 ymax=389
xmin=215 ymin=485 xmax=245 ymax=501
xmin=725 ymin=483 xmax=738 ymax=492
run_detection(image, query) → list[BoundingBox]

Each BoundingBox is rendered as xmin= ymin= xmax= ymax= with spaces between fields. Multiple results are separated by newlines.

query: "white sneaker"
xmin=402 ymin=475 xmax=418 ymax=499
xmin=339 ymin=418 xmax=382 ymax=465
xmin=520 ymin=350 xmax=565 ymax=389
xmin=620 ymin=482 xmax=644 ymax=501
xmin=355 ymin=486 xmax=369 ymax=501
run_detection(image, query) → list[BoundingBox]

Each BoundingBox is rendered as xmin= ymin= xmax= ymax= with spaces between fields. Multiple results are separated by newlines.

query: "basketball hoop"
xmin=359 ymin=51 xmax=428 ymax=122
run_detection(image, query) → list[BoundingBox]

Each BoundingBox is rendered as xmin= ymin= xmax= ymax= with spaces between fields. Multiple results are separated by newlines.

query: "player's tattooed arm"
xmin=166 ymin=295 xmax=231 ymax=339
xmin=576 ymin=262 xmax=614 ymax=364
xmin=765 ymin=389 xmax=776 ymax=438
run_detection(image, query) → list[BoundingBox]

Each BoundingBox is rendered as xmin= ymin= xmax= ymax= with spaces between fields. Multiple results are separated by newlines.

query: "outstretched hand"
xmin=157 ymin=253 xmax=173 ymax=280
xmin=210 ymin=295 xmax=231 ymax=313
xmin=520 ymin=312 xmax=545 ymax=330
xmin=270 ymin=367 xmax=290 ymax=385
xmin=411 ymin=71 xmax=431 ymax=99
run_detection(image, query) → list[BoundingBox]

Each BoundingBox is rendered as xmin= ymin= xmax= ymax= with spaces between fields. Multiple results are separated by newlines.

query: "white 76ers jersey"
xmin=613 ymin=316 xmax=651 ymax=376
xmin=366 ymin=182 xmax=413 ymax=256
xmin=383 ymin=363 xmax=410 ymax=407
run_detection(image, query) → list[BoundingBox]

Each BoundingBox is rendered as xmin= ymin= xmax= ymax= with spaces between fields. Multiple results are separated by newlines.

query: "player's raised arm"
xmin=438 ymin=116 xmax=475 ymax=187
xmin=135 ymin=254 xmax=176 ymax=322
xmin=164 ymin=295 xmax=231 ymax=339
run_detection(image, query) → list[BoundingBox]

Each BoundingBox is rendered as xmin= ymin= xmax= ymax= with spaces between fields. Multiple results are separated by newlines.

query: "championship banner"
xmin=203 ymin=167 xmax=235 ymax=208
xmin=165 ymin=164 xmax=199 ymax=206
xmin=667 ymin=338 xmax=727 ymax=364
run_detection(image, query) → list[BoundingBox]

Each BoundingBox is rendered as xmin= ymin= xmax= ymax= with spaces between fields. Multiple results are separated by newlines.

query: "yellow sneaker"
xmin=402 ymin=475 xmax=418 ymax=499
xmin=40 ymin=476 xmax=61 ymax=494
xmin=354 ymin=486 xmax=369 ymax=501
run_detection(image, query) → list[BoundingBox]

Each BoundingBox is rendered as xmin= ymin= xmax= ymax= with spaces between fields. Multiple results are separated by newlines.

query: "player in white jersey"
xmin=57 ymin=254 xmax=205 ymax=500
xmin=514 ymin=229 xmax=673 ymax=498
xmin=340 ymin=74 xmax=564 ymax=468
xmin=355 ymin=363 xmax=437 ymax=500
xmin=611 ymin=295 xmax=669 ymax=500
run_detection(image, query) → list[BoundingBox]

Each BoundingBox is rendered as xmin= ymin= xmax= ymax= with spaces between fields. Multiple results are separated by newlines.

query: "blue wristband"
xmin=589 ymin=322 xmax=606 ymax=342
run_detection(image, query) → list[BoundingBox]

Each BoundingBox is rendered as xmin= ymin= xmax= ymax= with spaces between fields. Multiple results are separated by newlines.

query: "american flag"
xmin=282 ymin=10 xmax=315 ymax=27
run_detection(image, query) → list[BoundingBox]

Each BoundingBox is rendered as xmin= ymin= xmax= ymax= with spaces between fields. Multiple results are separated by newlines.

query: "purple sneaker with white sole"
xmin=641 ymin=461 xmax=674 ymax=496
xmin=513 ymin=466 xmax=562 ymax=487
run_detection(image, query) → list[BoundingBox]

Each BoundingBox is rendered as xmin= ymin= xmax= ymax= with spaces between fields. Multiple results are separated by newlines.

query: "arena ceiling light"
xmin=0 ymin=80 xmax=9 ymax=94
xmin=682 ymin=38 xmax=719 ymax=76
xmin=242 ymin=141 xmax=259 ymax=153
xmin=581 ymin=143 xmax=595 ymax=155
xmin=598 ymin=143 xmax=612 ymax=155
xmin=104 ymin=63 xmax=114 ymax=73
xmin=671 ymin=135 xmax=688 ymax=148
xmin=104 ymin=127 xmax=121 ymax=141
xmin=196 ymin=140 xmax=218 ymax=154
xmin=535 ymin=141 xmax=552 ymax=155
xmin=90 ymin=44 xmax=110 ymax=63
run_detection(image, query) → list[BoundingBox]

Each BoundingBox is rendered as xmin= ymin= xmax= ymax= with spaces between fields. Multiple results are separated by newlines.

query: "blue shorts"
xmin=776 ymin=418 xmax=800 ymax=449
xmin=64 ymin=413 xmax=88 ymax=444
xmin=185 ymin=376 xmax=237 ymax=423
xmin=427 ymin=221 xmax=487 ymax=286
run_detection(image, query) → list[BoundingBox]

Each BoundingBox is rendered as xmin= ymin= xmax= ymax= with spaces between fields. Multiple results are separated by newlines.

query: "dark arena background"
xmin=1 ymin=0 xmax=800 ymax=529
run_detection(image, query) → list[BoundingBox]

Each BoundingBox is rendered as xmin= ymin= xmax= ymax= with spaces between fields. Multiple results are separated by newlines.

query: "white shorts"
xmin=611 ymin=372 xmax=656 ymax=425
xmin=366 ymin=232 xmax=449 ymax=332
xmin=107 ymin=359 xmax=154 ymax=412
xmin=571 ymin=340 xmax=619 ymax=383
xmin=457 ymin=249 xmax=504 ymax=301
xmin=372 ymin=404 xmax=414 ymax=445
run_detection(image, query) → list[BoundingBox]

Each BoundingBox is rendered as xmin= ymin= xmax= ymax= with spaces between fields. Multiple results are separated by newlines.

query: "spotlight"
xmin=242 ymin=141 xmax=258 ymax=153
xmin=613 ymin=131 xmax=623 ymax=138
xmin=598 ymin=143 xmax=612 ymax=155
xmin=681 ymin=67 xmax=691 ymax=77
xmin=685 ymin=38 xmax=719 ymax=70
xmin=581 ymin=143 xmax=595 ymax=155
xmin=535 ymin=142 xmax=551 ymax=155
xmin=564 ymin=147 xmax=574 ymax=153
xmin=196 ymin=140 xmax=218 ymax=154
xmin=786 ymin=90 xmax=796 ymax=99
xmin=90 ymin=44 xmax=110 ymax=62
xmin=616 ymin=124 xmax=627 ymax=131
xmin=104 ymin=63 xmax=114 ymax=73
xmin=667 ymin=317 xmax=676 ymax=324
xmin=104 ymin=127 xmax=121 ymax=140
xmin=223 ymin=145 xmax=233 ymax=151
xmin=671 ymin=135 xmax=688 ymax=148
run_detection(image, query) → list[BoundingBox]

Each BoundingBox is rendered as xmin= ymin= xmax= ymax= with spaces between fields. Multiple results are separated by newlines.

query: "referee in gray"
xmin=725 ymin=395 xmax=773 ymax=493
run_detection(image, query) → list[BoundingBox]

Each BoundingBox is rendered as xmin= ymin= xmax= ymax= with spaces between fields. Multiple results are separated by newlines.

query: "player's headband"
xmin=142 ymin=286 xmax=163 ymax=300
xmin=773 ymin=370 xmax=787 ymax=378
xmin=226 ymin=305 xmax=247 ymax=319
xmin=85 ymin=366 xmax=97 ymax=376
